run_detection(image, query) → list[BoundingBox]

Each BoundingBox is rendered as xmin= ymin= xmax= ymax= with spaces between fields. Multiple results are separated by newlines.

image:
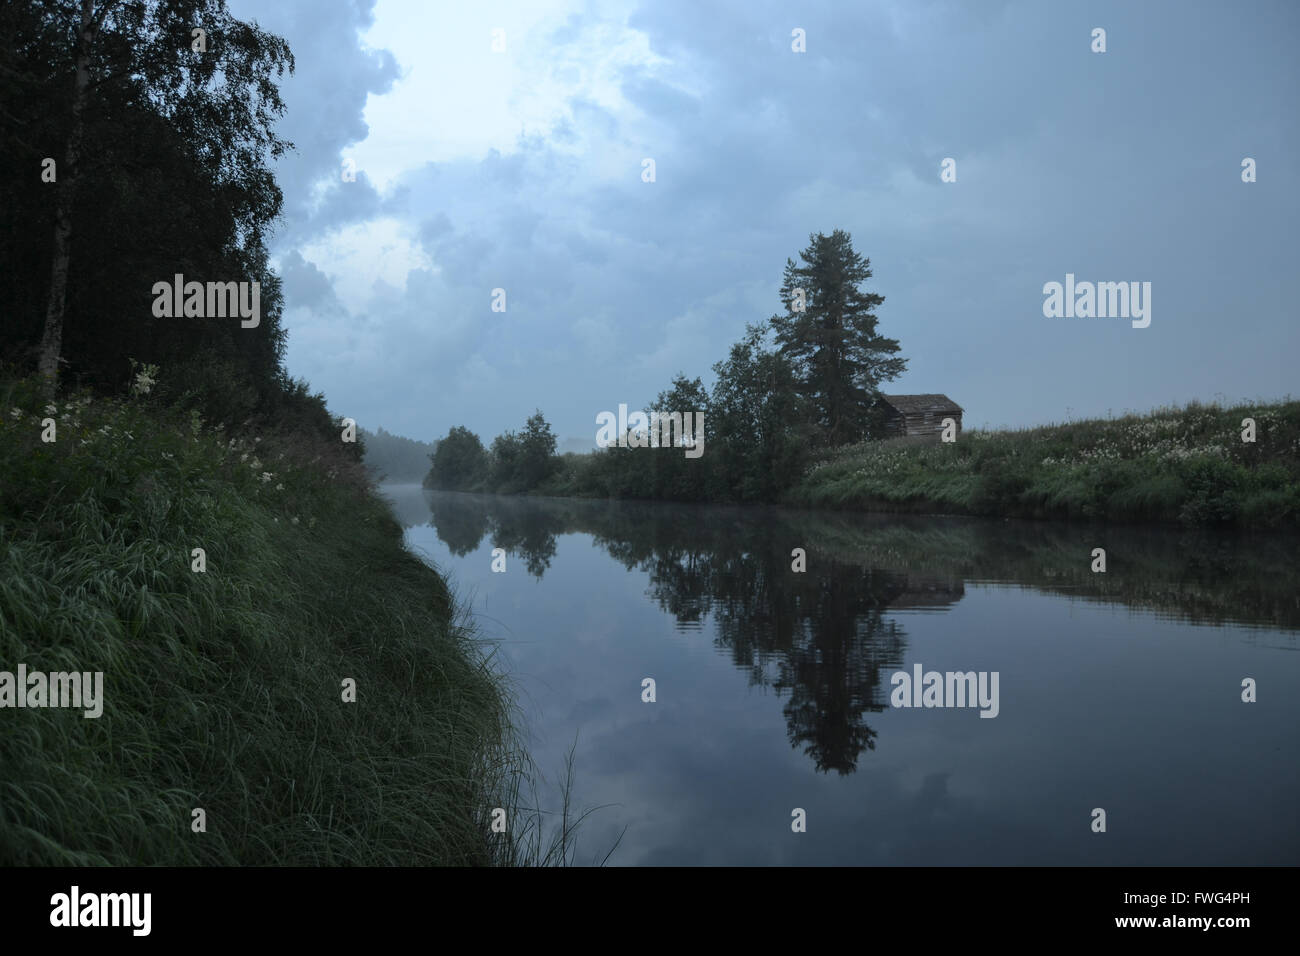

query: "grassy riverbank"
xmin=787 ymin=400 xmax=1300 ymax=529
xmin=0 ymin=374 xmax=530 ymax=865
xmin=434 ymin=397 xmax=1300 ymax=531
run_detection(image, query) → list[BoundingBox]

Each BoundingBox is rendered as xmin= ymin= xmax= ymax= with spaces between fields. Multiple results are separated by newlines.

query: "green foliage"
xmin=518 ymin=410 xmax=558 ymax=489
xmin=791 ymin=399 xmax=1300 ymax=529
xmin=153 ymin=355 xmax=261 ymax=428
xmin=518 ymin=231 xmax=906 ymax=504
xmin=258 ymin=375 xmax=365 ymax=468
xmin=489 ymin=429 xmax=524 ymax=492
xmin=0 ymin=0 xmax=301 ymax=433
xmin=0 ymin=373 xmax=535 ymax=865
xmin=408 ymin=232 xmax=909 ymax=506
xmin=469 ymin=411 xmax=560 ymax=493
xmin=1177 ymin=456 xmax=1245 ymax=526
xmin=769 ymin=230 xmax=907 ymax=447
xmin=969 ymin=463 xmax=1032 ymax=514
xmin=428 ymin=425 xmax=490 ymax=491
xmin=709 ymin=326 xmax=811 ymax=501
xmin=392 ymin=232 xmax=1292 ymax=532
xmin=642 ymin=374 xmax=710 ymax=500
xmin=0 ymin=0 xmax=608 ymax=866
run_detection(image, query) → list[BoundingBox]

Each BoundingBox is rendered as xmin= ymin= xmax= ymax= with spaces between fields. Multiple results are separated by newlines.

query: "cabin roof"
xmin=879 ymin=394 xmax=963 ymax=415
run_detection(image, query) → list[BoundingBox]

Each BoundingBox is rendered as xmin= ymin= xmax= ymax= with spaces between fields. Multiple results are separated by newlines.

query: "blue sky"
xmin=227 ymin=0 xmax=1299 ymax=445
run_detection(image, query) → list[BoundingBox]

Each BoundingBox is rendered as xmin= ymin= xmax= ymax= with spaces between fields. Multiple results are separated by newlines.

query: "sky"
xmin=225 ymin=0 xmax=1300 ymax=445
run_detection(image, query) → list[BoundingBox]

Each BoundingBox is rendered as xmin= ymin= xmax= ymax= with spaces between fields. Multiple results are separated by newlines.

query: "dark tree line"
xmin=1 ymin=0 xmax=349 ymax=453
xmin=426 ymin=411 xmax=558 ymax=493
xmin=360 ymin=426 xmax=436 ymax=483
xmin=425 ymin=229 xmax=907 ymax=503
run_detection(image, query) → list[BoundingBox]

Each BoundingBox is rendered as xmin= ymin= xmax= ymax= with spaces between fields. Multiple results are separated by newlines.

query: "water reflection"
xmin=395 ymin=489 xmax=1298 ymax=777
xmin=408 ymin=489 xmax=1298 ymax=630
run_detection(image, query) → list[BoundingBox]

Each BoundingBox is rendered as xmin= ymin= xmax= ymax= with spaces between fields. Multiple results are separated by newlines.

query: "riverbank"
xmin=788 ymin=400 xmax=1300 ymax=529
xmin=0 ymin=375 xmax=523 ymax=865
xmin=442 ymin=400 xmax=1300 ymax=531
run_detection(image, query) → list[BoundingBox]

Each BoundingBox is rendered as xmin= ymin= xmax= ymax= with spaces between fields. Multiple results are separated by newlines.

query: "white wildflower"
xmin=129 ymin=361 xmax=158 ymax=397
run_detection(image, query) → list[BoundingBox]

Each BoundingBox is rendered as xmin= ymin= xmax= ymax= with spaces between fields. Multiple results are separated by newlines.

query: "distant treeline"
xmin=790 ymin=400 xmax=1300 ymax=529
xmin=430 ymin=397 xmax=1300 ymax=529
xmin=360 ymin=426 xmax=437 ymax=483
xmin=427 ymin=230 xmax=909 ymax=502
xmin=424 ymin=226 xmax=1298 ymax=528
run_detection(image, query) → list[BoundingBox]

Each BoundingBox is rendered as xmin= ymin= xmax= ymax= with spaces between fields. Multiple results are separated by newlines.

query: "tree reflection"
xmin=420 ymin=493 xmax=968 ymax=773
xmin=427 ymin=493 xmax=491 ymax=557
xmin=415 ymin=488 xmax=1295 ymax=773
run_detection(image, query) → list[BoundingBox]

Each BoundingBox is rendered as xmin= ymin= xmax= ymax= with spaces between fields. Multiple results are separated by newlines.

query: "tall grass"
xmin=0 ymin=372 xmax=602 ymax=865
xmin=790 ymin=399 xmax=1300 ymax=528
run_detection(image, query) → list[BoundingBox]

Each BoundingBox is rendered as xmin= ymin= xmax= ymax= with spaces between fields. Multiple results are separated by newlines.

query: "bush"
xmin=1177 ymin=457 xmax=1245 ymax=526
xmin=429 ymin=426 xmax=490 ymax=491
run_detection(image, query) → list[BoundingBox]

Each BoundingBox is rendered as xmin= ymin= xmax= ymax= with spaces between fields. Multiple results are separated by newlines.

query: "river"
xmin=381 ymin=484 xmax=1300 ymax=866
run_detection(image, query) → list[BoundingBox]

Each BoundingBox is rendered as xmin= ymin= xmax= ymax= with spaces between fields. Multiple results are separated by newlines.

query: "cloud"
xmin=229 ymin=0 xmax=399 ymax=238
xmin=241 ymin=0 xmax=1299 ymax=443
xmin=275 ymin=249 xmax=345 ymax=313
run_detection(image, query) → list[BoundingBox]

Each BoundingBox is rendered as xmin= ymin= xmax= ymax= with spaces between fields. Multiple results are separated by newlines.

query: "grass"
xmin=0 ymin=372 xmax=604 ymax=866
xmin=789 ymin=399 xmax=1300 ymax=529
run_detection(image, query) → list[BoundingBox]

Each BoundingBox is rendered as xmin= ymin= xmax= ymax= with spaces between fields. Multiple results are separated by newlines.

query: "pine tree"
xmin=769 ymin=230 xmax=906 ymax=446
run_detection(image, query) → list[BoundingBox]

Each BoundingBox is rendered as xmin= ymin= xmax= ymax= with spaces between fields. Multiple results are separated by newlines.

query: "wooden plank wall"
xmin=896 ymin=411 xmax=962 ymax=439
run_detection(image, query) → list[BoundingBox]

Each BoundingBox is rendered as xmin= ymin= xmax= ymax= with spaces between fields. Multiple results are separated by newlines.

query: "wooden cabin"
xmin=877 ymin=394 xmax=963 ymax=440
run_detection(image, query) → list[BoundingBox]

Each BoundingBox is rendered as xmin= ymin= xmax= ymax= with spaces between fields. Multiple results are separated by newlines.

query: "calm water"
xmin=382 ymin=485 xmax=1300 ymax=866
